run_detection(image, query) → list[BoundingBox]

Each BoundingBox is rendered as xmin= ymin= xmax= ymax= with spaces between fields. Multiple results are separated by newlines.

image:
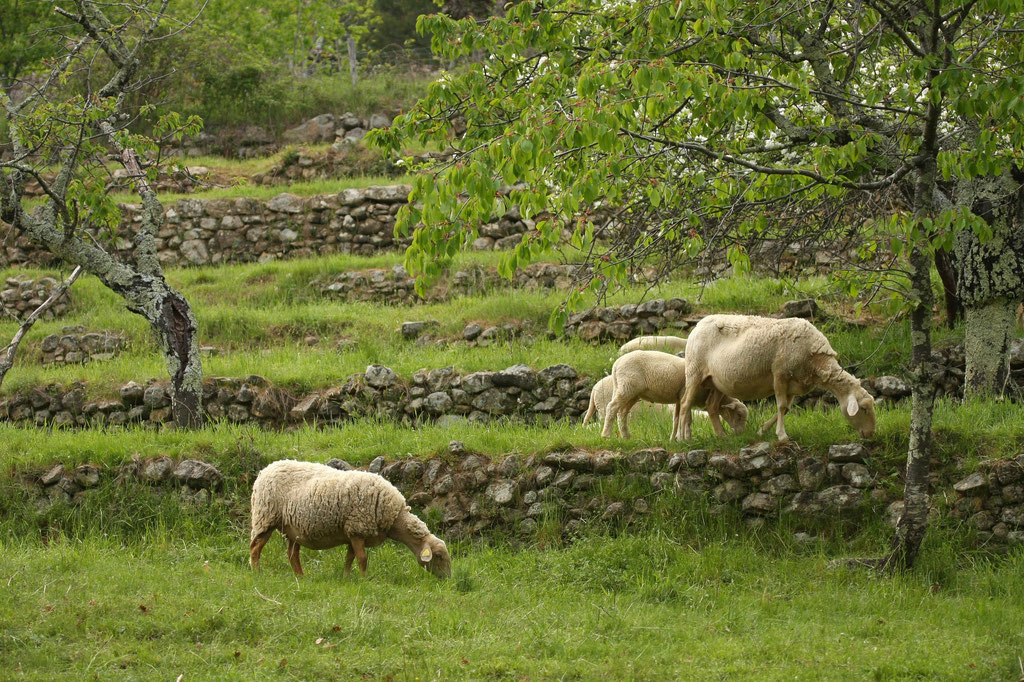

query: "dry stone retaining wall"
xmin=321 ymin=262 xmax=589 ymax=305
xmin=24 ymin=441 xmax=1024 ymax=549
xmin=1 ymin=277 xmax=72 ymax=319
xmin=0 ymin=186 xmax=536 ymax=268
xmin=41 ymin=327 xmax=126 ymax=366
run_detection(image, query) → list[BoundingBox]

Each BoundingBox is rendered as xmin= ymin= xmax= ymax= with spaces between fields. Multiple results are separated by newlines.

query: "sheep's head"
xmin=721 ymin=399 xmax=748 ymax=433
xmin=841 ymin=390 xmax=876 ymax=438
xmin=418 ymin=535 xmax=452 ymax=579
xmin=396 ymin=507 xmax=451 ymax=579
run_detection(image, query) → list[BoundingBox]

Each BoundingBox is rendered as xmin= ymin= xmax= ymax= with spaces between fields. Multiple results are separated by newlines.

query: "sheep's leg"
xmin=249 ymin=529 xmax=273 ymax=570
xmin=672 ymin=401 xmax=681 ymax=440
xmin=704 ymin=390 xmax=726 ymax=437
xmin=758 ymin=413 xmax=778 ymax=433
xmin=344 ymin=545 xmax=355 ymax=576
xmin=351 ymin=536 xmax=368 ymax=575
xmin=602 ymin=394 xmax=623 ymax=438
xmin=678 ymin=380 xmax=702 ymax=441
xmin=287 ymin=539 xmax=304 ymax=576
xmin=616 ymin=398 xmax=637 ymax=440
xmin=771 ymin=378 xmax=791 ymax=441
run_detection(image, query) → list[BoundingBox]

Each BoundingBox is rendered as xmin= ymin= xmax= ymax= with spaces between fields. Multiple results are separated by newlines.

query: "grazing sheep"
xmin=249 ymin=460 xmax=451 ymax=578
xmin=619 ymin=335 xmax=687 ymax=355
xmin=598 ymin=350 xmax=749 ymax=440
xmin=678 ymin=314 xmax=876 ymax=442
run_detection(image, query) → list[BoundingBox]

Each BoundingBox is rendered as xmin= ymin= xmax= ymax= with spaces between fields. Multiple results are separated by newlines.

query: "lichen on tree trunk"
xmin=955 ymin=169 xmax=1024 ymax=398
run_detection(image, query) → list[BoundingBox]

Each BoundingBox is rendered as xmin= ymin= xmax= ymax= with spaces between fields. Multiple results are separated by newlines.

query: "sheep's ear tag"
xmin=846 ymin=394 xmax=859 ymax=416
xmin=420 ymin=546 xmax=433 ymax=562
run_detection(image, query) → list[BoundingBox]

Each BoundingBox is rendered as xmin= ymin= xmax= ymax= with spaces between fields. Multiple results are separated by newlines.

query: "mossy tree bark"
xmin=0 ymin=0 xmax=204 ymax=427
xmin=954 ymin=168 xmax=1024 ymax=398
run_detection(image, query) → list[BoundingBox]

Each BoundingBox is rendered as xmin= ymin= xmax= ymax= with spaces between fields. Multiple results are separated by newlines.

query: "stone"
xmin=120 ymin=381 xmax=145 ymax=405
xmin=538 ymin=364 xmax=578 ymax=383
xmin=1000 ymin=506 xmax=1024 ymax=528
xmin=535 ymin=466 xmax=555 ymax=486
xmin=709 ymin=453 xmax=745 ymax=479
xmin=493 ymin=364 xmax=538 ymax=390
xmin=602 ymin=501 xmax=626 ymax=520
xmin=461 ymin=371 xmax=495 ymax=394
xmin=685 ymin=450 xmax=709 ymax=468
xmin=779 ymin=299 xmax=819 ymax=318
xmin=401 ymin=460 xmax=424 ymax=482
xmin=368 ymin=456 xmax=386 ymax=474
xmin=326 ymin=458 xmax=353 ymax=471
xmin=471 ymin=388 xmax=515 ymax=414
xmin=180 ymin=239 xmax=210 ymax=265
xmin=994 ymin=458 xmax=1024 ymax=485
xmin=459 ymin=454 xmax=485 ymax=471
xmin=433 ymin=475 xmax=454 ymax=495
xmin=364 ymin=365 xmax=397 ymax=388
xmin=953 ymin=471 xmax=989 ymax=494
xmin=462 ymin=323 xmax=483 ymax=341
xmin=828 ymin=443 xmax=867 ymax=463
xmin=627 ymin=448 xmax=668 ymax=473
xmin=796 ymin=456 xmax=826 ymax=491
xmin=172 ymin=459 xmax=222 ymax=490
xmin=969 ymin=510 xmax=996 ymax=531
xmin=873 ymin=375 xmax=910 ymax=398
xmin=402 ymin=321 xmax=438 ymax=340
xmin=842 ymin=463 xmax=873 ymax=488
xmin=884 ymin=500 xmax=904 ymax=527
xmin=425 ymin=391 xmax=453 ymax=414
xmin=650 ymin=472 xmax=674 ymax=492
xmin=73 ymin=464 xmax=101 ymax=488
xmin=282 ymin=113 xmax=336 ymax=144
xmin=486 ymin=480 xmax=516 ymax=506
xmin=368 ymin=113 xmax=392 ymax=129
xmin=143 ymin=385 xmax=169 ymax=409
xmin=40 ymin=464 xmax=65 ymax=486
xmin=817 ymin=485 xmax=865 ymax=512
xmin=448 ymin=440 xmax=467 ymax=456
xmin=140 ymin=456 xmax=173 ymax=482
xmin=408 ymin=492 xmax=432 ymax=507
xmin=714 ymin=479 xmax=748 ymax=503
xmin=543 ymin=451 xmax=594 ymax=472
xmin=763 ymin=474 xmax=798 ymax=495
xmin=742 ymin=493 xmax=777 ymax=514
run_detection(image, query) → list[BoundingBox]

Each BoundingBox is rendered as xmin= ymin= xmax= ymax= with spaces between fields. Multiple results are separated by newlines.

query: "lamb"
xmin=678 ymin=314 xmax=876 ymax=442
xmin=619 ymin=335 xmax=687 ymax=355
xmin=597 ymin=350 xmax=749 ymax=440
xmin=249 ymin=460 xmax=451 ymax=578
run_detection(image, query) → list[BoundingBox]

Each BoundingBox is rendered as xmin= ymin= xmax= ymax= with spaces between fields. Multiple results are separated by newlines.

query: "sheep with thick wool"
xmin=596 ymin=350 xmax=749 ymax=440
xmin=618 ymin=335 xmax=687 ymax=355
xmin=249 ymin=460 xmax=451 ymax=578
xmin=678 ymin=314 xmax=876 ymax=442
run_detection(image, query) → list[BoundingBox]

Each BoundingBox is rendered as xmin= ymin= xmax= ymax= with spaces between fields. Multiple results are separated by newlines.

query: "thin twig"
xmin=253 ymin=587 xmax=282 ymax=605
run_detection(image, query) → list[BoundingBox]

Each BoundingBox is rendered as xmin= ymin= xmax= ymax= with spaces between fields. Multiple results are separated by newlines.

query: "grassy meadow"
xmin=3 ymin=203 xmax=1024 ymax=680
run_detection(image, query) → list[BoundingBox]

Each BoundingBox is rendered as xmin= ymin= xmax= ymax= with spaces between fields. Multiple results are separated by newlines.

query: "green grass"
xmin=0 ymin=397 xmax=1020 ymax=475
xmin=1 ymin=258 xmax=948 ymax=397
xmin=1 ymin=501 xmax=1022 ymax=680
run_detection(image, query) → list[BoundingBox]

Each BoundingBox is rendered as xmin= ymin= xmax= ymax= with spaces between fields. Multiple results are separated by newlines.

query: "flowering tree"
xmin=371 ymin=0 xmax=1024 ymax=568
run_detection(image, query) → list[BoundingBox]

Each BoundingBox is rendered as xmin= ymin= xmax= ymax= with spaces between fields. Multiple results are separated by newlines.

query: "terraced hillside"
xmin=3 ymin=163 xmax=1024 ymax=680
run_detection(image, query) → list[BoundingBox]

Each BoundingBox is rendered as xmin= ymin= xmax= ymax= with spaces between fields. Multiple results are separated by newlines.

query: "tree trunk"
xmin=347 ymin=34 xmax=358 ymax=87
xmin=934 ymin=249 xmax=962 ymax=328
xmin=955 ymin=170 xmax=1024 ymax=398
xmin=882 ymin=246 xmax=936 ymax=570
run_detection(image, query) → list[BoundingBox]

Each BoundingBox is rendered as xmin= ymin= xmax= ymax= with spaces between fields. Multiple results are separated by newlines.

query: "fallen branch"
xmin=0 ymin=265 xmax=83 ymax=391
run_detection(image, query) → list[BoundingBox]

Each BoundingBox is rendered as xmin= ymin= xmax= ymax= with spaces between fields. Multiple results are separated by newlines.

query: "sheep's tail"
xmin=582 ymin=389 xmax=598 ymax=426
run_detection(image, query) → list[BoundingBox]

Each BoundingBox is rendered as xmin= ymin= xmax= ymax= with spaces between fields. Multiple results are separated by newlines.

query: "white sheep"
xmin=678 ymin=314 xmax=876 ymax=442
xmin=249 ymin=460 xmax=451 ymax=578
xmin=618 ymin=335 xmax=687 ymax=355
xmin=597 ymin=350 xmax=749 ymax=440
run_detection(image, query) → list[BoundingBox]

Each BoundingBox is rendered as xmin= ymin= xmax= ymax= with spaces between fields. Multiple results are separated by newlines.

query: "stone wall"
xmin=24 ymin=441 xmax=1024 ymax=549
xmin=1 ymin=186 xmax=538 ymax=268
xmin=949 ymin=456 xmax=1024 ymax=545
xmin=0 ymin=363 xmax=595 ymax=429
xmin=0 ymin=277 xmax=72 ymax=319
xmin=320 ymin=262 xmax=588 ymax=305
xmin=4 ymin=337 xmax=1022 ymax=430
xmin=41 ymin=327 xmax=126 ymax=366
xmin=563 ymin=298 xmax=694 ymax=343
